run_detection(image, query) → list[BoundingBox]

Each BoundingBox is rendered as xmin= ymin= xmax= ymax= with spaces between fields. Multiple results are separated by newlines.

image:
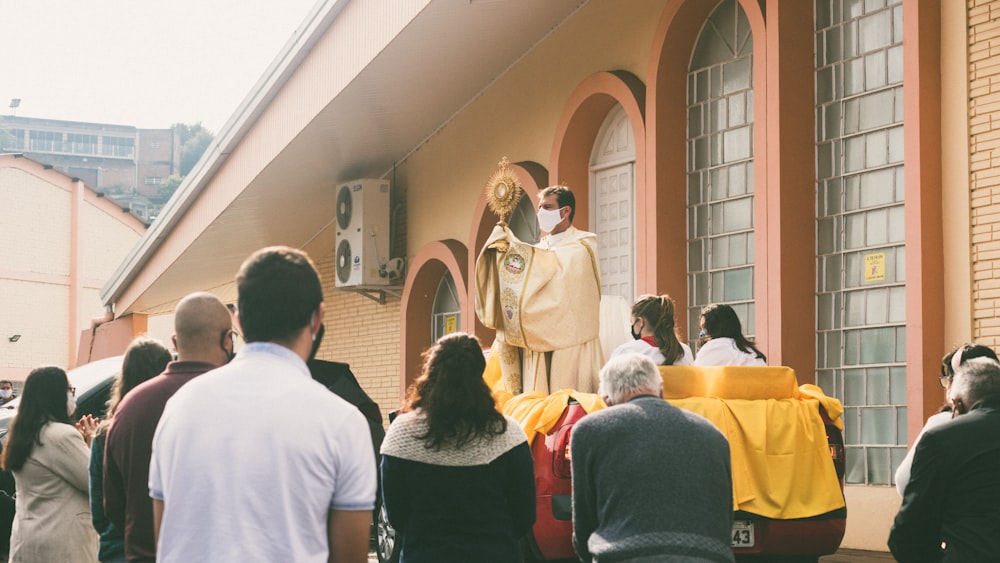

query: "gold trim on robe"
xmin=476 ymin=225 xmax=604 ymax=394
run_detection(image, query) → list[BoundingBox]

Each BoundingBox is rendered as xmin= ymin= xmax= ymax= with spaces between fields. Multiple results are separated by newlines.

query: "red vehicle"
xmin=519 ymin=399 xmax=587 ymax=562
xmin=521 ymin=380 xmax=847 ymax=562
xmin=378 ymin=369 xmax=846 ymax=563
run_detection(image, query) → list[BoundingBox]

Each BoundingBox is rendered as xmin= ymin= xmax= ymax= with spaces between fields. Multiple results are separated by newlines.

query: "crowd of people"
xmin=0 ymin=183 xmax=994 ymax=562
xmin=0 ymin=247 xmax=376 ymax=562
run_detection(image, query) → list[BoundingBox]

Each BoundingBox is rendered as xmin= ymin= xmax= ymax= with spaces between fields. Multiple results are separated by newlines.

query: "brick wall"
xmin=315 ymin=249 xmax=403 ymax=426
xmin=970 ymin=0 xmax=1000 ymax=347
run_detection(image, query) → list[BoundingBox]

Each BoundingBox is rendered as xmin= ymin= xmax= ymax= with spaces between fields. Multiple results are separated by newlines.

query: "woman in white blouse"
xmin=693 ymin=303 xmax=767 ymax=366
xmin=609 ymin=294 xmax=694 ymax=366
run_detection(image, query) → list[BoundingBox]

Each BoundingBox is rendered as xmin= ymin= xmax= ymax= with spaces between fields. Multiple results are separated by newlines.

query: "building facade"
xmin=0 ymin=154 xmax=147 ymax=381
xmin=90 ymin=0 xmax=995 ymax=551
xmin=0 ymin=115 xmax=180 ymax=220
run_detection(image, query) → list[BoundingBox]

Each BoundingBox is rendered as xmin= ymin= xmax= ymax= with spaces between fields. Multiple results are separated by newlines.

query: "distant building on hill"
xmin=0 ymin=153 xmax=147 ymax=381
xmin=0 ymin=115 xmax=179 ymax=221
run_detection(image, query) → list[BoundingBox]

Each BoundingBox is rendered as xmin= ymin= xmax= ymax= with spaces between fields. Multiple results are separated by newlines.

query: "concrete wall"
xmin=0 ymin=156 xmax=145 ymax=379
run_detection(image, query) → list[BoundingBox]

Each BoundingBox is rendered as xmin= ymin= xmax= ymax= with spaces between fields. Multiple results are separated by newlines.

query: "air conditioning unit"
xmin=335 ymin=179 xmax=391 ymax=287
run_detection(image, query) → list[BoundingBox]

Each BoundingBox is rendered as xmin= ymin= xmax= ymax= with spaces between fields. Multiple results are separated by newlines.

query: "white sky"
xmin=0 ymin=0 xmax=319 ymax=133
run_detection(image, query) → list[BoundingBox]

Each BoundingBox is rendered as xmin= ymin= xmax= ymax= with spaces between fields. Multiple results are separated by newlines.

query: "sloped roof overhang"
xmin=101 ymin=0 xmax=586 ymax=315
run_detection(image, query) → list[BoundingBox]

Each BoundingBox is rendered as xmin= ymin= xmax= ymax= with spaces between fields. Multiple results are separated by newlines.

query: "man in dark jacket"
xmin=889 ymin=357 xmax=1000 ymax=561
xmin=570 ymin=353 xmax=734 ymax=562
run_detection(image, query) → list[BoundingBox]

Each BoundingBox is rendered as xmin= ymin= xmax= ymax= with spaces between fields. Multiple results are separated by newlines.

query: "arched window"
xmin=815 ymin=0 xmax=906 ymax=486
xmin=686 ymin=0 xmax=756 ymax=345
xmin=431 ymin=272 xmax=461 ymax=342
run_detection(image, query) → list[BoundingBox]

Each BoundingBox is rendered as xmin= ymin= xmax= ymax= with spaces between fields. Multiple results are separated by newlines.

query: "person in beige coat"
xmin=0 ymin=366 xmax=99 ymax=563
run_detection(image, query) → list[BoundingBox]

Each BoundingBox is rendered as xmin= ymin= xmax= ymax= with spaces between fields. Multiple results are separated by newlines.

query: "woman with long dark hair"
xmin=694 ymin=303 xmax=767 ymax=366
xmin=1 ymin=366 xmax=98 ymax=562
xmin=610 ymin=294 xmax=694 ymax=366
xmin=380 ymin=332 xmax=535 ymax=562
xmin=89 ymin=337 xmax=171 ymax=563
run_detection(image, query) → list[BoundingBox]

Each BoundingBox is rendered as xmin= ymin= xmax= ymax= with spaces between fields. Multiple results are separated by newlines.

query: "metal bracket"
xmin=349 ymin=286 xmax=403 ymax=305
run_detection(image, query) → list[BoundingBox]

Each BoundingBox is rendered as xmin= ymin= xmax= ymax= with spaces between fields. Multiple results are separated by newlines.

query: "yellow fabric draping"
xmin=483 ymin=361 xmax=846 ymax=520
xmin=662 ymin=365 xmax=846 ymax=519
xmin=498 ymin=389 xmax=606 ymax=445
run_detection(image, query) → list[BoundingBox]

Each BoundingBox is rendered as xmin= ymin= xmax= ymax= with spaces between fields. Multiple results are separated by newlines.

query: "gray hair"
xmin=950 ymin=357 xmax=1000 ymax=408
xmin=598 ymin=354 xmax=662 ymax=405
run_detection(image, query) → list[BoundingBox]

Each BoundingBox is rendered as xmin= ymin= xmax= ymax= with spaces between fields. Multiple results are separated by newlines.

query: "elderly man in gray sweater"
xmin=570 ymin=353 xmax=734 ymax=562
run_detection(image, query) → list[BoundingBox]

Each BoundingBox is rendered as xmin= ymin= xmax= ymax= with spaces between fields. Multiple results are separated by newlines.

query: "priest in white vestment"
xmin=476 ymin=185 xmax=604 ymax=394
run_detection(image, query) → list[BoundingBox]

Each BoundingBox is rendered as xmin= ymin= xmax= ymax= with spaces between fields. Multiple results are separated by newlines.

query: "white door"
xmin=591 ymin=105 xmax=635 ymax=302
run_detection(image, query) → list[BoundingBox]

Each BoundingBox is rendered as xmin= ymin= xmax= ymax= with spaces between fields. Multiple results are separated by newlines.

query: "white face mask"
xmin=0 ymin=390 xmax=12 ymax=400
xmin=67 ymin=393 xmax=77 ymax=418
xmin=537 ymin=207 xmax=564 ymax=233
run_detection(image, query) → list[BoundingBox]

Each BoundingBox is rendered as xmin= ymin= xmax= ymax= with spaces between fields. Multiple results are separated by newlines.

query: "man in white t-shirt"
xmin=149 ymin=246 xmax=376 ymax=563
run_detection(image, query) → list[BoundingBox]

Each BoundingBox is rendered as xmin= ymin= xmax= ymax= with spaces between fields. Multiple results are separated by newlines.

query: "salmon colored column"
xmin=69 ymin=179 xmax=84 ymax=365
xmin=761 ymin=0 xmax=816 ymax=379
xmin=903 ymin=0 xmax=945 ymax=441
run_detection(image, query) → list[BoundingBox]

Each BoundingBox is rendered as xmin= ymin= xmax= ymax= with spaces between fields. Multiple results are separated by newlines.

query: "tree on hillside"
xmin=174 ymin=122 xmax=214 ymax=176
xmin=158 ymin=175 xmax=183 ymax=200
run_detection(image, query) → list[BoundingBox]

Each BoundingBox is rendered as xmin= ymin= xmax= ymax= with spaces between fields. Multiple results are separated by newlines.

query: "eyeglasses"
xmin=220 ymin=328 xmax=241 ymax=343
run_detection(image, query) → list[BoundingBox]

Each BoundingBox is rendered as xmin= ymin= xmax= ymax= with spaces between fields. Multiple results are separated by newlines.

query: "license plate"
xmin=731 ymin=520 xmax=754 ymax=547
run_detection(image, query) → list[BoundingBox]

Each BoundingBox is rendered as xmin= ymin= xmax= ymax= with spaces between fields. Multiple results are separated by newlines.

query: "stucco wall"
xmin=0 ymin=158 xmax=145 ymax=378
xmin=399 ymin=0 xmax=669 ymax=249
xmin=0 ymin=167 xmax=72 ymax=276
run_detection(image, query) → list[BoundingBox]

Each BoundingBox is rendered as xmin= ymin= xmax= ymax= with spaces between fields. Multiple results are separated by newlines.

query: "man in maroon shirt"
xmin=104 ymin=292 xmax=235 ymax=562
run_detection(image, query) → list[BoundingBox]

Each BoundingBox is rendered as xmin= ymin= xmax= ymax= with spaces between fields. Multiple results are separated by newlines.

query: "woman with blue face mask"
xmin=608 ymin=294 xmax=694 ymax=366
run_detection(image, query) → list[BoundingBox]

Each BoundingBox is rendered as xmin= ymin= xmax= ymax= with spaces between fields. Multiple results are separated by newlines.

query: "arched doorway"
xmin=590 ymin=104 xmax=636 ymax=302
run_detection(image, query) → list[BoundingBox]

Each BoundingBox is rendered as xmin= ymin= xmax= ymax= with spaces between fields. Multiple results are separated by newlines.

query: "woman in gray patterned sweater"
xmin=380 ymin=332 xmax=536 ymax=562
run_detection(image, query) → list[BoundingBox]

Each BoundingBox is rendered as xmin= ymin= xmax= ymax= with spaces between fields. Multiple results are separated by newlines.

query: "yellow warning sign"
xmin=864 ymin=252 xmax=886 ymax=282
xmin=444 ymin=315 xmax=457 ymax=334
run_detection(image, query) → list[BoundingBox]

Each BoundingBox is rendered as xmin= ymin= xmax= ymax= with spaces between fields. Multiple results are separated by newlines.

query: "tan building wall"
xmin=970 ymin=0 xmax=1000 ymax=348
xmin=401 ymin=0 xmax=665 ymax=248
xmin=0 ymin=156 xmax=146 ymax=380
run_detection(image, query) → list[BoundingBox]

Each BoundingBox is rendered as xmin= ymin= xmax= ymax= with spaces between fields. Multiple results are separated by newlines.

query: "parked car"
xmin=376 ymin=366 xmax=847 ymax=563
xmin=0 ymin=355 xmax=124 ymax=441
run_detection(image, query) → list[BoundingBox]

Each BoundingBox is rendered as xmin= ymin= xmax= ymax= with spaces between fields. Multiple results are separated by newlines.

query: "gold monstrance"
xmin=485 ymin=156 xmax=523 ymax=227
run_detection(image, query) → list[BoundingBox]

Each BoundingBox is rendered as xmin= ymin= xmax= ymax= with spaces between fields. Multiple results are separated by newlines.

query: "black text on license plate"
xmin=731 ymin=520 xmax=755 ymax=547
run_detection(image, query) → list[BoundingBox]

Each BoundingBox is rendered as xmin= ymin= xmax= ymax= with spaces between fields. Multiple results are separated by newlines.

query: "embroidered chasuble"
xmin=475 ymin=224 xmax=604 ymax=394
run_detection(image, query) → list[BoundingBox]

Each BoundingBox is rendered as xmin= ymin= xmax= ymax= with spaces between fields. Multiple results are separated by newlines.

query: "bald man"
xmin=104 ymin=292 xmax=235 ymax=563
